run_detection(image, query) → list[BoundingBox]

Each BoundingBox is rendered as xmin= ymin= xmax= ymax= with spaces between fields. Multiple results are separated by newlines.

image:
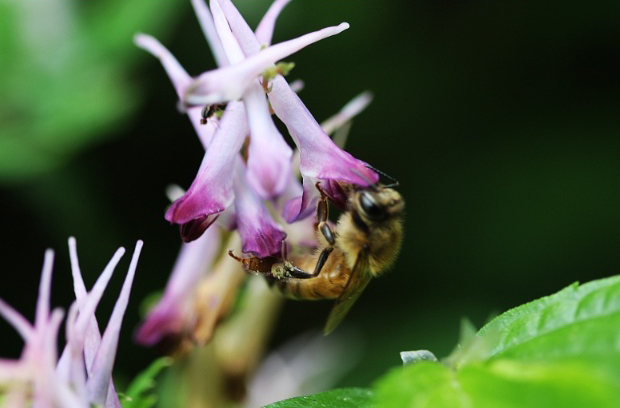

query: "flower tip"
xmin=338 ymin=22 xmax=350 ymax=31
xmin=135 ymin=240 xmax=144 ymax=252
xmin=179 ymin=215 xmax=219 ymax=242
xmin=134 ymin=33 xmax=162 ymax=56
xmin=133 ymin=33 xmax=150 ymax=47
xmin=44 ymin=248 xmax=55 ymax=264
xmin=357 ymin=90 xmax=374 ymax=106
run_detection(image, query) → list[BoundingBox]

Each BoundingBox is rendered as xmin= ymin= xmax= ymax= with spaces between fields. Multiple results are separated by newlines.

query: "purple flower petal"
xmin=282 ymin=176 xmax=319 ymax=223
xmin=67 ymin=237 xmax=119 ymax=405
xmin=210 ymin=0 xmax=246 ymax=64
xmin=135 ymin=226 xmax=220 ymax=346
xmin=134 ymin=33 xmax=218 ymax=149
xmin=191 ymin=0 xmax=229 ymax=67
xmin=210 ymin=0 xmax=292 ymax=198
xmin=179 ymin=213 xmax=220 ymax=242
xmin=254 ymin=0 xmax=292 ymax=45
xmin=70 ymin=248 xmax=125 ymax=353
xmin=216 ymin=0 xmax=378 ymax=212
xmin=0 ymin=298 xmax=33 ymax=342
xmin=268 ymin=76 xmax=378 ymax=185
xmin=320 ymin=91 xmax=373 ymax=136
xmin=87 ymin=241 xmax=143 ymax=406
xmin=34 ymin=249 xmax=54 ymax=331
xmin=233 ymin=160 xmax=286 ymax=257
xmin=134 ymin=34 xmax=191 ymax=98
xmin=165 ymin=100 xmax=247 ymax=229
xmin=244 ymin=83 xmax=292 ymax=198
xmin=183 ymin=22 xmax=350 ymax=106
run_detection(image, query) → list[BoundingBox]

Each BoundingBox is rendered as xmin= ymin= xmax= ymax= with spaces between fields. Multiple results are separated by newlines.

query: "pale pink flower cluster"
xmin=134 ymin=0 xmax=376 ymax=347
xmin=135 ymin=0 xmax=377 ymax=253
xmin=0 ymin=238 xmax=142 ymax=408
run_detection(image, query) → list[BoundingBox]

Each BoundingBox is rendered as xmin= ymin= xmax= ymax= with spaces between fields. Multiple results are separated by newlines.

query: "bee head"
xmin=355 ymin=186 xmax=404 ymax=223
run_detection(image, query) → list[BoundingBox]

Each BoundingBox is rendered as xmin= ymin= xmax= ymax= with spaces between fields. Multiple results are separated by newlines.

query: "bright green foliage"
xmin=0 ymin=0 xmax=183 ymax=183
xmin=270 ymin=276 xmax=620 ymax=407
xmin=121 ymin=357 xmax=172 ymax=408
xmin=266 ymin=388 xmax=374 ymax=408
xmin=477 ymin=276 xmax=620 ymax=363
xmin=373 ymin=275 xmax=620 ymax=407
xmin=375 ymin=359 xmax=620 ymax=408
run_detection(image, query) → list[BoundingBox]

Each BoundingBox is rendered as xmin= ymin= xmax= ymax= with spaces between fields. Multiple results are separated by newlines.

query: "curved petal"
xmin=165 ymin=101 xmax=247 ymax=230
xmin=255 ymin=0 xmax=292 ymax=45
xmin=282 ymin=175 xmax=319 ymax=223
xmin=276 ymin=175 xmax=317 ymax=247
xmin=191 ymin=0 xmax=229 ymax=67
xmin=215 ymin=1 xmax=378 ymax=189
xmin=71 ymin=248 xmax=125 ymax=354
xmin=0 ymin=299 xmax=33 ymax=342
xmin=244 ymin=82 xmax=292 ymax=199
xmin=35 ymin=249 xmax=54 ymax=331
xmin=320 ymin=91 xmax=373 ymax=136
xmin=183 ymin=23 xmax=349 ymax=106
xmin=233 ymin=160 xmax=286 ymax=257
xmin=211 ymin=0 xmax=292 ymax=198
xmin=268 ymin=76 xmax=378 ymax=185
xmin=87 ymin=241 xmax=142 ymax=406
xmin=135 ymin=34 xmax=218 ymax=149
xmin=210 ymin=0 xmax=246 ymax=64
xmin=135 ymin=226 xmax=220 ymax=346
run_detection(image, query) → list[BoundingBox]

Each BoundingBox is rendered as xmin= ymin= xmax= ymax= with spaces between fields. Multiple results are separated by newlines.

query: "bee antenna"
xmin=365 ymin=164 xmax=399 ymax=188
xmin=351 ymin=169 xmax=378 ymax=191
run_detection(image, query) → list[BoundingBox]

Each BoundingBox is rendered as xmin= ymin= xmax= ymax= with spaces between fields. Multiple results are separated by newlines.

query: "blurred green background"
xmin=1 ymin=0 xmax=619 ymax=396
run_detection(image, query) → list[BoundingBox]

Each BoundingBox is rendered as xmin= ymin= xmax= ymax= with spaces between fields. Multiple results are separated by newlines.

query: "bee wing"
xmin=323 ymin=248 xmax=372 ymax=335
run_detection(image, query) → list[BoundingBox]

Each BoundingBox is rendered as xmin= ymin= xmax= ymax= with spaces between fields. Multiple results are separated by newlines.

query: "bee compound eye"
xmin=359 ymin=192 xmax=385 ymax=221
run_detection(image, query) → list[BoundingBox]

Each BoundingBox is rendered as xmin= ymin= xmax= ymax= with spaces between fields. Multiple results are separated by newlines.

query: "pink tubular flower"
xmin=135 ymin=224 xmax=221 ymax=346
xmin=135 ymin=0 xmax=378 ymax=250
xmin=0 ymin=238 xmax=142 ymax=408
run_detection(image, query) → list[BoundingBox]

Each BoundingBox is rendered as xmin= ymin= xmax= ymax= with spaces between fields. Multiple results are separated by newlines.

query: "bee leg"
xmin=228 ymin=250 xmax=278 ymax=275
xmin=312 ymin=246 xmax=334 ymax=276
xmin=315 ymin=182 xmax=336 ymax=246
xmin=311 ymin=182 xmax=336 ymax=278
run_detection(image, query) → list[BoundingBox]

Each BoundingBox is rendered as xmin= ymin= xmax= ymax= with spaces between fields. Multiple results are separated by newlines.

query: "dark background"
xmin=1 ymin=0 xmax=619 ymax=390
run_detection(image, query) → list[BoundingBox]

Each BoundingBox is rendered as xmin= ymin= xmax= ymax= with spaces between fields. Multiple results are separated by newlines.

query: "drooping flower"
xmin=0 ymin=238 xmax=142 ymax=407
xmin=135 ymin=0 xmax=378 ymax=251
xmin=134 ymin=0 xmax=376 ymax=351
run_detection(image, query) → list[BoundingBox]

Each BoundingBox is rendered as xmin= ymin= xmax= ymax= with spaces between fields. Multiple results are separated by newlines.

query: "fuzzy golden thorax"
xmin=337 ymin=186 xmax=404 ymax=276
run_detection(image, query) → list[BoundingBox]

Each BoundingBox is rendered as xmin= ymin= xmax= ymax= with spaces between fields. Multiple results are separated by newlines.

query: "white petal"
xmin=255 ymin=0 xmax=292 ymax=45
xmin=210 ymin=0 xmax=246 ymax=64
xmin=320 ymin=91 xmax=373 ymax=135
xmin=0 ymin=298 xmax=33 ymax=341
xmin=71 ymin=247 xmax=125 ymax=352
xmin=191 ymin=0 xmax=229 ymax=67
xmin=134 ymin=33 xmax=191 ymax=98
xmin=86 ymin=241 xmax=143 ymax=406
xmin=184 ymin=23 xmax=349 ymax=106
xmin=35 ymin=249 xmax=54 ymax=331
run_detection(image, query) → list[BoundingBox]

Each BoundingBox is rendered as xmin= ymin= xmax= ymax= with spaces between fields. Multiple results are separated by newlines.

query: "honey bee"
xmin=200 ymin=103 xmax=226 ymax=125
xmin=229 ymin=181 xmax=404 ymax=334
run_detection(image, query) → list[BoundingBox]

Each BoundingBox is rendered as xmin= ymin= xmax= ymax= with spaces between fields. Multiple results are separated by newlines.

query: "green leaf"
xmin=475 ymin=276 xmax=620 ymax=363
xmin=265 ymin=388 xmax=373 ymax=408
xmin=374 ymin=359 xmax=620 ymax=408
xmin=274 ymin=276 xmax=620 ymax=407
xmin=121 ymin=357 xmax=172 ymax=408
